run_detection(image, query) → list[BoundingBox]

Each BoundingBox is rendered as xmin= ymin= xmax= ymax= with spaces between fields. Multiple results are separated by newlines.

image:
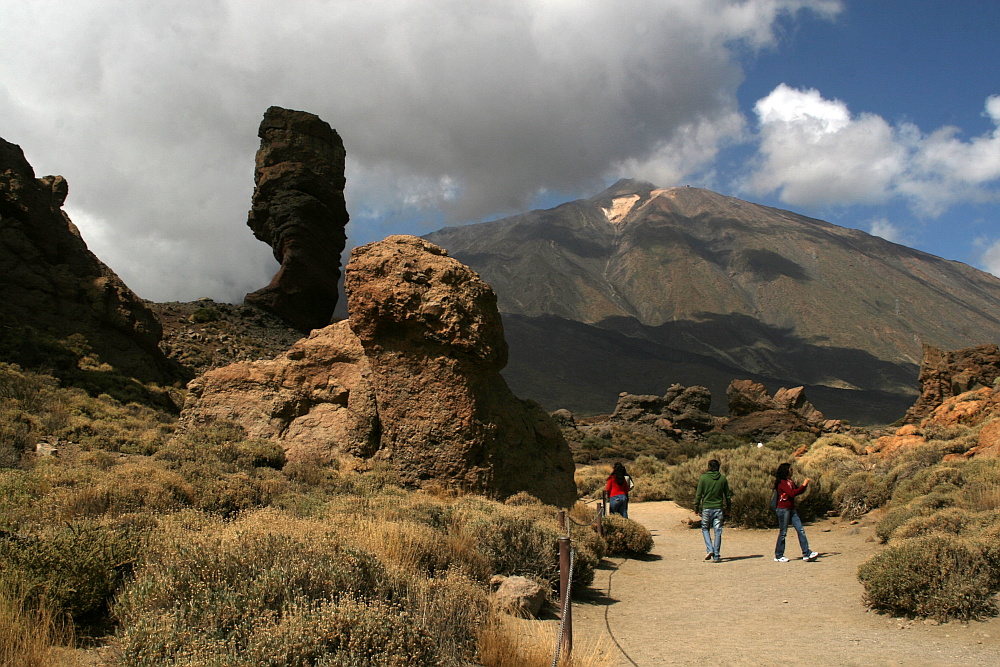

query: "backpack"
xmin=769 ymin=488 xmax=778 ymax=511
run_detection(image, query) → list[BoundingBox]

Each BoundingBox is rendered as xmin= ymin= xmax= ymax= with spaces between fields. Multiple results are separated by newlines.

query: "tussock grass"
xmin=0 ymin=580 xmax=76 ymax=667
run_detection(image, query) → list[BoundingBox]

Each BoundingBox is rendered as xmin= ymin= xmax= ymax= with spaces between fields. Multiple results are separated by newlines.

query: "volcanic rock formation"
xmin=0 ymin=136 xmax=178 ymax=385
xmin=345 ymin=235 xmax=576 ymax=505
xmin=244 ymin=106 xmax=348 ymax=333
xmin=182 ymin=235 xmax=576 ymax=506
xmin=181 ymin=319 xmax=378 ymax=463
xmin=902 ymin=343 xmax=1000 ymax=423
xmin=610 ymin=385 xmax=716 ymax=435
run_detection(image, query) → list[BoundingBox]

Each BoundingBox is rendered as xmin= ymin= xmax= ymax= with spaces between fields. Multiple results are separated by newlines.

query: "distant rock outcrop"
xmin=0 ymin=136 xmax=179 ymax=385
xmin=610 ymin=384 xmax=716 ymax=435
xmin=723 ymin=379 xmax=840 ymax=439
xmin=903 ymin=344 xmax=1000 ymax=423
xmin=182 ymin=235 xmax=576 ymax=506
xmin=244 ymin=106 xmax=349 ymax=333
xmin=346 ymin=235 xmax=576 ymax=506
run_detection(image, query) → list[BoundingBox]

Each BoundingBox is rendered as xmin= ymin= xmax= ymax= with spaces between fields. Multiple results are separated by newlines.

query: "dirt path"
xmin=569 ymin=501 xmax=1000 ymax=667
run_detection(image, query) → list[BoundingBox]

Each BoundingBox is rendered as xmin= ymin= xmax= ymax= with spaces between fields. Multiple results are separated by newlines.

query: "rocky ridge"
xmin=0 ymin=136 xmax=181 ymax=387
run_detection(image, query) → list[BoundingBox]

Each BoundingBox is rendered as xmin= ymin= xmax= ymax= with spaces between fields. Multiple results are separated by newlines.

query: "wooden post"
xmin=558 ymin=508 xmax=566 ymax=532
xmin=558 ymin=536 xmax=573 ymax=660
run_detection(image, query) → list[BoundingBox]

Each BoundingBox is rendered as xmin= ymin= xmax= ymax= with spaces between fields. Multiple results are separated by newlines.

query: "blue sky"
xmin=1 ymin=1 xmax=998 ymax=302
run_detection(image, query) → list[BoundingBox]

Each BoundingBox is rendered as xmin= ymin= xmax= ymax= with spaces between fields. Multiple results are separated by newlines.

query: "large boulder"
xmin=345 ymin=235 xmax=576 ymax=506
xmin=903 ymin=344 xmax=1000 ymax=423
xmin=0 ymin=136 xmax=180 ymax=385
xmin=179 ymin=320 xmax=378 ymax=463
xmin=244 ymin=106 xmax=349 ymax=333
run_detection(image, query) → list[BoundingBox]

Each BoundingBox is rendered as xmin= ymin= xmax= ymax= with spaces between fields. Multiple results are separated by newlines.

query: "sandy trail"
xmin=567 ymin=501 xmax=1000 ymax=667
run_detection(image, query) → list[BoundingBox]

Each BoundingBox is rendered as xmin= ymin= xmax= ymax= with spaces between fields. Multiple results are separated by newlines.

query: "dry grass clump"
xmin=478 ymin=615 xmax=610 ymax=667
xmin=0 ymin=580 xmax=76 ymax=667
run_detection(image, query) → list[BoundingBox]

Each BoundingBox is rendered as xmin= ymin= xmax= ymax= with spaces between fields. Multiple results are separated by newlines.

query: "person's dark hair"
xmin=610 ymin=461 xmax=627 ymax=486
xmin=773 ymin=462 xmax=792 ymax=489
xmin=708 ymin=459 xmax=720 ymax=472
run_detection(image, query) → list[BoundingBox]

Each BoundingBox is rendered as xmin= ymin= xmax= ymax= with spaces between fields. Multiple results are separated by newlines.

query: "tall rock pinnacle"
xmin=244 ymin=106 xmax=348 ymax=332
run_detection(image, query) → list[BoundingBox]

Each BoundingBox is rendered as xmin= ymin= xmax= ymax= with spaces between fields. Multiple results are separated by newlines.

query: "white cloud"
xmin=977 ymin=237 xmax=1000 ymax=278
xmin=868 ymin=217 xmax=905 ymax=244
xmin=746 ymin=86 xmax=1000 ymax=215
xmin=0 ymin=0 xmax=840 ymax=301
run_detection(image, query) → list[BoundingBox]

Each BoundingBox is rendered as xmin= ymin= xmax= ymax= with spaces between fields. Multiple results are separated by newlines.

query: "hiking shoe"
xmin=705 ymin=553 xmax=714 ymax=561
xmin=774 ymin=556 xmax=789 ymax=562
xmin=803 ymin=552 xmax=819 ymax=562
xmin=712 ymin=556 xmax=721 ymax=563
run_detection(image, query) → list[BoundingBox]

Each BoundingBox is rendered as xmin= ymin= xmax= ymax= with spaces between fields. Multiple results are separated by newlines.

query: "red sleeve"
xmin=781 ymin=479 xmax=806 ymax=498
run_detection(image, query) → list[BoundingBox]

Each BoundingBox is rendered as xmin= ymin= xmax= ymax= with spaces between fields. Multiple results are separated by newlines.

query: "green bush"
xmin=191 ymin=307 xmax=221 ymax=323
xmin=0 ymin=519 xmax=142 ymax=635
xmin=858 ymin=534 xmax=998 ymax=620
xmin=601 ymin=515 xmax=653 ymax=556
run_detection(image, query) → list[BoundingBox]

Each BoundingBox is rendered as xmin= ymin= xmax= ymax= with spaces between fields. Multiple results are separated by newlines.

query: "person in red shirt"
xmin=772 ymin=462 xmax=819 ymax=562
xmin=605 ymin=462 xmax=634 ymax=519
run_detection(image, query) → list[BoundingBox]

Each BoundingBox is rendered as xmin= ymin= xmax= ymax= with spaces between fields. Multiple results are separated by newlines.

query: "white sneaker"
xmin=774 ymin=556 xmax=789 ymax=562
xmin=803 ymin=552 xmax=819 ymax=562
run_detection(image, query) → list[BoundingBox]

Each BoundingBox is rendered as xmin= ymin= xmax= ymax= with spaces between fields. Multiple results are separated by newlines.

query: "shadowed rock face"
xmin=244 ymin=106 xmax=348 ymax=333
xmin=346 ymin=235 xmax=577 ymax=506
xmin=0 ymin=136 xmax=178 ymax=384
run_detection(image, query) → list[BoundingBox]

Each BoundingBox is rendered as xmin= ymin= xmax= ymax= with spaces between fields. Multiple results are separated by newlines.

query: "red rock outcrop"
xmin=244 ymin=106 xmax=348 ymax=333
xmin=0 ymin=136 xmax=180 ymax=385
xmin=182 ymin=235 xmax=576 ymax=505
xmin=180 ymin=320 xmax=378 ymax=463
xmin=903 ymin=344 xmax=1000 ymax=423
xmin=346 ymin=235 xmax=576 ymax=506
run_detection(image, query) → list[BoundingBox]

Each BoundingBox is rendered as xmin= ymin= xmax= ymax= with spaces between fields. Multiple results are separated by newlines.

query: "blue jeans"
xmin=609 ymin=494 xmax=629 ymax=519
xmin=775 ymin=508 xmax=811 ymax=558
xmin=701 ymin=508 xmax=724 ymax=558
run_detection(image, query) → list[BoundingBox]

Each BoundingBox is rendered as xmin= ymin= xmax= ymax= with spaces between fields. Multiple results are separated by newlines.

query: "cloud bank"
xmin=0 ymin=0 xmax=841 ymax=302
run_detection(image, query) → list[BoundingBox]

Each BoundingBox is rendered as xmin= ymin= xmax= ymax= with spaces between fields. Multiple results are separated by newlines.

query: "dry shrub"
xmin=463 ymin=508 xmax=563 ymax=585
xmin=858 ymin=534 xmax=997 ymax=620
xmin=797 ymin=439 xmax=867 ymax=487
xmin=834 ymin=472 xmax=887 ymax=520
xmin=407 ymin=571 xmax=492 ymax=661
xmin=574 ymin=465 xmax=610 ymax=499
xmin=875 ymin=491 xmax=957 ymax=543
xmin=341 ymin=516 xmax=490 ymax=581
xmin=60 ymin=462 xmax=194 ymax=518
xmin=0 ymin=580 xmax=75 ymax=667
xmin=892 ymin=507 xmax=999 ymax=541
xmin=601 ymin=515 xmax=653 ymax=556
xmin=114 ymin=514 xmax=402 ymax=663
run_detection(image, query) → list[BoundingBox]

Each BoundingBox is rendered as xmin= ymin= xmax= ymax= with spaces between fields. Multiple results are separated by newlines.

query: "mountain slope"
xmin=425 ymin=181 xmax=1000 ymax=424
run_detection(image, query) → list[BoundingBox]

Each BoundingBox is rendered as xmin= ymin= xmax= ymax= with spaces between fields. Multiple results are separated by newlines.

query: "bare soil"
xmin=568 ymin=501 xmax=1000 ymax=666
